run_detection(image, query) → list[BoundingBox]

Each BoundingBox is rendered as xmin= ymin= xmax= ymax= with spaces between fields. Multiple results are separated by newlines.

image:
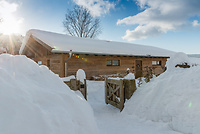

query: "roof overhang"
xmin=20 ymin=29 xmax=174 ymax=58
xmin=52 ymin=50 xmax=170 ymax=58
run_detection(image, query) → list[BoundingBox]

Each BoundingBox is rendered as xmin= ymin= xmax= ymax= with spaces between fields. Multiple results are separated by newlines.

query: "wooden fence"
xmin=64 ymin=79 xmax=87 ymax=100
xmin=105 ymin=78 xmax=136 ymax=111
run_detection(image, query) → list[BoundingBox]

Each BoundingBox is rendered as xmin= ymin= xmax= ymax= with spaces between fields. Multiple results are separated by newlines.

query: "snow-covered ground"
xmin=1 ymin=53 xmax=200 ymax=134
xmin=87 ymin=53 xmax=200 ymax=134
xmin=0 ymin=54 xmax=98 ymax=134
xmin=123 ymin=53 xmax=200 ymax=134
xmin=87 ymin=81 xmax=181 ymax=134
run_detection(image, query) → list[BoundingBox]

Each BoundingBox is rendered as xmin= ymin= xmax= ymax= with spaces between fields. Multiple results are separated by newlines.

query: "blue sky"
xmin=1 ymin=0 xmax=200 ymax=54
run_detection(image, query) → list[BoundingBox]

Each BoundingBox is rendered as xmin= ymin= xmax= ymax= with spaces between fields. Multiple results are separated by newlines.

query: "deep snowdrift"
xmin=124 ymin=53 xmax=200 ymax=134
xmin=0 ymin=54 xmax=98 ymax=134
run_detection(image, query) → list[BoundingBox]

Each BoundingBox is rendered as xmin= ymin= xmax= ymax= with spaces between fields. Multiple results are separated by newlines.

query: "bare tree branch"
xmin=63 ymin=6 xmax=101 ymax=38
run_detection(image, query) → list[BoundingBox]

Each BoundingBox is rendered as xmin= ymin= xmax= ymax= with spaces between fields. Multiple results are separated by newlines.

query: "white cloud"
xmin=0 ymin=0 xmax=18 ymax=16
xmin=117 ymin=0 xmax=200 ymax=41
xmin=0 ymin=0 xmax=24 ymax=34
xmin=193 ymin=20 xmax=200 ymax=27
xmin=73 ymin=0 xmax=115 ymax=17
xmin=123 ymin=24 xmax=166 ymax=41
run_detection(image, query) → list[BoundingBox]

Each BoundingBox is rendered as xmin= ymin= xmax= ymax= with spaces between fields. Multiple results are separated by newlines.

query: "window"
xmin=107 ymin=60 xmax=112 ymax=66
xmin=152 ymin=61 xmax=161 ymax=65
xmin=38 ymin=61 xmax=42 ymax=65
xmin=107 ymin=60 xmax=120 ymax=66
xmin=112 ymin=60 xmax=120 ymax=66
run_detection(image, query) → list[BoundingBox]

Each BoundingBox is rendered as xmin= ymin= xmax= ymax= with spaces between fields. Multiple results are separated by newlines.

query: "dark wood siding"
xmin=61 ymin=54 xmax=167 ymax=79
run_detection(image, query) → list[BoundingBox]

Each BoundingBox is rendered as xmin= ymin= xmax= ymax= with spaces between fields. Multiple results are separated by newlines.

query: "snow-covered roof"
xmin=20 ymin=29 xmax=174 ymax=57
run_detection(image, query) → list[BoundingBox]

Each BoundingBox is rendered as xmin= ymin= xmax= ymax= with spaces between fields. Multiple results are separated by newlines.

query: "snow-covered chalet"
xmin=19 ymin=29 xmax=174 ymax=79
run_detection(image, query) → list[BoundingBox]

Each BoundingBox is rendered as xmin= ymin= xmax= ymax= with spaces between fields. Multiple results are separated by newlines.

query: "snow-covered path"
xmin=87 ymin=81 xmax=182 ymax=134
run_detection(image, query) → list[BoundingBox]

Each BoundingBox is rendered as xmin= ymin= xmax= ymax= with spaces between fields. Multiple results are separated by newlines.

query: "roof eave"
xmin=51 ymin=50 xmax=170 ymax=58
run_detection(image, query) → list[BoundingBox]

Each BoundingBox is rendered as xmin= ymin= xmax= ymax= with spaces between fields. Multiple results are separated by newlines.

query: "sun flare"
xmin=0 ymin=15 xmax=21 ymax=35
xmin=0 ymin=0 xmax=23 ymax=35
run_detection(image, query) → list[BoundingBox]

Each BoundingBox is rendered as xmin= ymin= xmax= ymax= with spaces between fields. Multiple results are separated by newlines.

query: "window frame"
xmin=106 ymin=60 xmax=120 ymax=66
xmin=152 ymin=60 xmax=161 ymax=66
xmin=112 ymin=60 xmax=120 ymax=66
xmin=107 ymin=60 xmax=112 ymax=66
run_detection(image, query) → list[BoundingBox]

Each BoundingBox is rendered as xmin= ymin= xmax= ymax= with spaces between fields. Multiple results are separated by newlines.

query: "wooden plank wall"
xmin=25 ymin=39 xmax=167 ymax=79
xmin=61 ymin=54 xmax=167 ymax=79
xmin=34 ymin=54 xmax=64 ymax=77
xmin=22 ymin=37 xmax=167 ymax=80
xmin=23 ymin=39 xmax=63 ymax=76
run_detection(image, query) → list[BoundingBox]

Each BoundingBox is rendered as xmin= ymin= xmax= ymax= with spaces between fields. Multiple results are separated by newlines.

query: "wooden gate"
xmin=64 ymin=79 xmax=87 ymax=100
xmin=105 ymin=78 xmax=124 ymax=111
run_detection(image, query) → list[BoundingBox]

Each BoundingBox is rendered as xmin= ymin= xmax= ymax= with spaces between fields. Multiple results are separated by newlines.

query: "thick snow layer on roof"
xmin=0 ymin=54 xmax=98 ymax=134
xmin=20 ymin=29 xmax=174 ymax=57
xmin=123 ymin=53 xmax=200 ymax=134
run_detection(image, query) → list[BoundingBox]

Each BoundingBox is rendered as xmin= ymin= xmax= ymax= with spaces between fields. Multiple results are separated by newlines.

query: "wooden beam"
xmin=26 ymin=43 xmax=42 ymax=57
xmin=32 ymin=36 xmax=53 ymax=51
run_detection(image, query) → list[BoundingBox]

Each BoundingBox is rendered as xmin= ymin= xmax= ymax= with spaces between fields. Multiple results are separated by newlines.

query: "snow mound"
xmin=124 ymin=54 xmax=200 ymax=134
xmin=61 ymin=75 xmax=75 ymax=81
xmin=124 ymin=73 xmax=135 ymax=80
xmin=0 ymin=54 xmax=98 ymax=134
xmin=76 ymin=69 xmax=86 ymax=83
xmin=166 ymin=52 xmax=192 ymax=70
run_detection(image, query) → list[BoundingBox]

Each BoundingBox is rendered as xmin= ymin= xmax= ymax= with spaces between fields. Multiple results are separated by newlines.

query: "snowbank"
xmin=166 ymin=52 xmax=192 ymax=70
xmin=124 ymin=73 xmax=135 ymax=79
xmin=0 ymin=54 xmax=98 ymax=134
xmin=107 ymin=73 xmax=135 ymax=80
xmin=61 ymin=75 xmax=75 ymax=81
xmin=124 ymin=53 xmax=200 ymax=134
xmin=76 ymin=69 xmax=86 ymax=83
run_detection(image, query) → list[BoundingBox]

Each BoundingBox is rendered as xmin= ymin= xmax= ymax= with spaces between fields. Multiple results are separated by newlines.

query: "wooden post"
xmin=84 ymin=79 xmax=87 ymax=100
xmin=119 ymin=79 xmax=124 ymax=111
xmin=60 ymin=53 xmax=65 ymax=77
xmin=105 ymin=78 xmax=108 ymax=104
xmin=77 ymin=80 xmax=80 ymax=91
xmin=64 ymin=81 xmax=71 ymax=89
xmin=70 ymin=79 xmax=77 ymax=91
xmin=124 ymin=79 xmax=136 ymax=100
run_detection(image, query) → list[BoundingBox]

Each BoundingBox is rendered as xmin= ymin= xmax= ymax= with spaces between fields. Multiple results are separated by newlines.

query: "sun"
xmin=0 ymin=0 xmax=23 ymax=35
xmin=0 ymin=15 xmax=21 ymax=35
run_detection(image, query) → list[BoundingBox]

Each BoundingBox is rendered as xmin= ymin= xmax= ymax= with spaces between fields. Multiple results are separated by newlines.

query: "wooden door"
xmin=135 ymin=60 xmax=142 ymax=79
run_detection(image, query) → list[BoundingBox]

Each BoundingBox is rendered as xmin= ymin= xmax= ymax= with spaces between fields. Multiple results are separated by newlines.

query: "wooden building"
xmin=19 ymin=29 xmax=173 ymax=79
